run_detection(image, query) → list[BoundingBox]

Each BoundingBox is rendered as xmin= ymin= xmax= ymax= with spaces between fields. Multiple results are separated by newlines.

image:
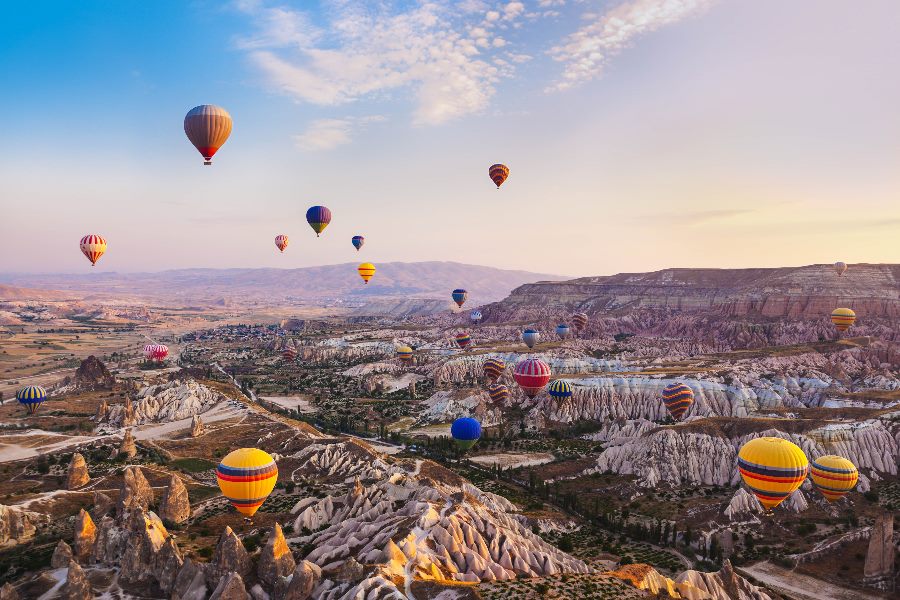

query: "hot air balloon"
xmin=737 ymin=437 xmax=808 ymax=512
xmin=514 ymin=358 xmax=551 ymax=398
xmin=358 ymin=263 xmax=376 ymax=284
xmin=455 ymin=333 xmax=472 ymax=351
xmin=396 ymin=345 xmax=414 ymax=366
xmin=661 ymin=382 xmax=694 ymax=421
xmin=833 ymin=262 xmax=847 ymax=277
xmin=282 ymin=347 xmax=297 ymax=361
xmin=548 ymin=379 xmax=572 ymax=401
xmin=489 ymin=163 xmax=509 ymax=188
xmin=306 ymin=206 xmax=332 ymax=237
xmin=482 ymin=358 xmax=506 ymax=383
xmin=831 ymin=308 xmax=856 ymax=332
xmin=452 ymin=289 xmax=468 ymax=308
xmin=184 ymin=105 xmax=233 ymax=165
xmin=80 ymin=234 xmax=107 ymax=266
xmin=216 ymin=448 xmax=278 ymax=517
xmin=572 ymin=313 xmax=588 ymax=331
xmin=522 ymin=328 xmax=540 ymax=349
xmin=150 ymin=344 xmax=169 ymax=362
xmin=143 ymin=344 xmax=155 ymax=361
xmin=275 ymin=235 xmax=289 ymax=253
xmin=487 ymin=383 xmax=510 ymax=404
xmin=351 ymin=235 xmax=364 ymax=251
xmin=16 ymin=386 xmax=47 ymax=415
xmin=470 ymin=310 xmax=483 ymax=324
xmin=556 ymin=324 xmax=570 ymax=339
xmin=451 ymin=417 xmax=481 ymax=450
xmin=809 ymin=455 xmax=858 ymax=502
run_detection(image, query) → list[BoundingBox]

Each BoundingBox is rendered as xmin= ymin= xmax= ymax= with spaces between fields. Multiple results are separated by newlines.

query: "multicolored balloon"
xmin=487 ymin=383 xmax=510 ymax=404
xmin=514 ymin=357 xmax=551 ymax=398
xmin=809 ymin=455 xmax=858 ymax=502
xmin=548 ymin=379 xmax=572 ymax=401
xmin=358 ymin=262 xmax=376 ymax=284
xmin=833 ymin=262 xmax=847 ymax=277
xmin=144 ymin=344 xmax=169 ymax=362
xmin=275 ymin=235 xmax=289 ymax=253
xmin=572 ymin=313 xmax=588 ymax=331
xmin=489 ymin=163 xmax=509 ymax=188
xmin=306 ymin=206 xmax=332 ymax=237
xmin=522 ymin=328 xmax=540 ymax=349
xmin=455 ymin=333 xmax=472 ymax=351
xmin=351 ymin=235 xmax=364 ymax=251
xmin=396 ymin=345 xmax=414 ymax=366
xmin=556 ymin=324 xmax=570 ymax=339
xmin=737 ymin=437 xmax=808 ymax=512
xmin=16 ymin=386 xmax=47 ymax=415
xmin=451 ymin=417 xmax=481 ymax=450
xmin=482 ymin=358 xmax=506 ymax=383
xmin=184 ymin=105 xmax=233 ymax=165
xmin=80 ymin=234 xmax=107 ymax=266
xmin=452 ymin=289 xmax=468 ymax=308
xmin=831 ymin=308 xmax=856 ymax=332
xmin=216 ymin=448 xmax=279 ymax=517
xmin=282 ymin=347 xmax=297 ymax=361
xmin=470 ymin=310 xmax=482 ymax=324
xmin=661 ymin=382 xmax=694 ymax=421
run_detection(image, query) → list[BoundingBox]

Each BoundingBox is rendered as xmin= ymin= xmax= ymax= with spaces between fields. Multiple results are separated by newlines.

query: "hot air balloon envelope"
xmin=737 ymin=437 xmax=808 ymax=511
xmin=831 ymin=308 xmax=856 ymax=332
xmin=452 ymin=289 xmax=468 ymax=308
xmin=470 ymin=310 xmax=482 ymax=323
xmin=482 ymin=358 xmax=506 ymax=383
xmin=514 ymin=358 xmax=551 ymax=398
xmin=455 ymin=333 xmax=472 ymax=350
xmin=16 ymin=385 xmax=47 ymax=415
xmin=306 ymin=206 xmax=332 ymax=236
xmin=834 ymin=262 xmax=847 ymax=276
xmin=810 ymin=455 xmax=858 ymax=502
xmin=489 ymin=163 xmax=509 ymax=188
xmin=487 ymin=383 xmax=510 ymax=404
xmin=358 ymin=263 xmax=376 ymax=284
xmin=522 ymin=328 xmax=540 ymax=349
xmin=661 ymin=382 xmax=694 ymax=421
xmin=216 ymin=448 xmax=278 ymax=517
xmin=451 ymin=417 xmax=481 ymax=450
xmin=556 ymin=324 xmax=570 ymax=339
xmin=80 ymin=234 xmax=107 ymax=266
xmin=352 ymin=235 xmax=364 ymax=251
xmin=572 ymin=313 xmax=588 ymax=331
xmin=275 ymin=235 xmax=289 ymax=253
xmin=184 ymin=105 xmax=233 ymax=165
xmin=396 ymin=345 xmax=414 ymax=365
xmin=548 ymin=379 xmax=572 ymax=401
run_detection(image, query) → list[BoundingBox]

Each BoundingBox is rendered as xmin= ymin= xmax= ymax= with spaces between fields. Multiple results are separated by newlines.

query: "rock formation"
xmin=160 ymin=474 xmax=191 ymax=524
xmin=72 ymin=508 xmax=96 ymax=562
xmin=103 ymin=379 xmax=224 ymax=427
xmin=257 ymin=523 xmax=296 ymax=588
xmin=0 ymin=583 xmax=18 ymax=600
xmin=91 ymin=491 xmax=114 ymax=519
xmin=209 ymin=572 xmax=250 ymax=600
xmin=0 ymin=504 xmax=44 ymax=545
xmin=62 ymin=559 xmax=93 ymax=600
xmin=172 ymin=557 xmax=208 ymax=600
xmin=116 ymin=466 xmax=153 ymax=516
xmin=678 ymin=559 xmax=776 ymax=600
xmin=283 ymin=560 xmax=321 ymax=600
xmin=66 ymin=453 xmax=90 ymax=489
xmin=95 ymin=398 xmax=108 ymax=421
xmin=74 ymin=355 xmax=114 ymax=390
xmin=190 ymin=413 xmax=204 ymax=437
xmin=863 ymin=511 xmax=896 ymax=591
xmin=119 ymin=428 xmax=137 ymax=458
xmin=208 ymin=526 xmax=251 ymax=587
xmin=51 ymin=540 xmax=74 ymax=568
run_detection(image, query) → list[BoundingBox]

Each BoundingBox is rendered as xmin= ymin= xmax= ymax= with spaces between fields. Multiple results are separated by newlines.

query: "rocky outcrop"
xmin=172 ymin=557 xmax=208 ymax=600
xmin=119 ymin=428 xmax=137 ymax=458
xmin=257 ymin=523 xmax=295 ymax=588
xmin=209 ymin=572 xmax=250 ymax=600
xmin=0 ymin=583 xmax=18 ymax=600
xmin=863 ymin=511 xmax=895 ymax=591
xmin=677 ymin=559 xmax=776 ymax=600
xmin=190 ymin=414 xmax=204 ymax=437
xmin=103 ymin=379 xmax=225 ymax=427
xmin=66 ymin=453 xmax=90 ymax=489
xmin=282 ymin=560 xmax=321 ymax=600
xmin=72 ymin=509 xmax=96 ymax=562
xmin=117 ymin=466 xmax=153 ymax=516
xmin=95 ymin=399 xmax=108 ymax=421
xmin=160 ymin=474 xmax=191 ymax=524
xmin=74 ymin=355 xmax=114 ymax=390
xmin=208 ymin=526 xmax=251 ymax=587
xmin=62 ymin=559 xmax=93 ymax=600
xmin=51 ymin=540 xmax=74 ymax=568
xmin=0 ymin=504 xmax=45 ymax=545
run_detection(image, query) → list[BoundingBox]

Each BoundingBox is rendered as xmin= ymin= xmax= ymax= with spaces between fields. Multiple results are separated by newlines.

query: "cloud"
xmin=237 ymin=2 xmax=519 ymax=125
xmin=293 ymin=115 xmax=386 ymax=151
xmin=638 ymin=208 xmax=752 ymax=226
xmin=548 ymin=0 xmax=716 ymax=92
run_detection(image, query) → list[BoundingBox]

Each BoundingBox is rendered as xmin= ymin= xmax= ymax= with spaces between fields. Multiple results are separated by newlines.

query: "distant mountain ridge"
xmin=0 ymin=262 xmax=566 ymax=307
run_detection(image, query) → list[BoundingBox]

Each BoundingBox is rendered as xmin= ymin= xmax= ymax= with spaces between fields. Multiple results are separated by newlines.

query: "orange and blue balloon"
xmin=216 ymin=448 xmax=279 ymax=517
xmin=737 ymin=437 xmax=808 ymax=512
xmin=487 ymin=383 xmax=510 ymax=404
xmin=661 ymin=382 xmax=694 ymax=421
xmin=810 ymin=455 xmax=858 ymax=502
xmin=489 ymin=164 xmax=509 ymax=188
xmin=452 ymin=289 xmax=468 ymax=308
xmin=483 ymin=358 xmax=505 ymax=382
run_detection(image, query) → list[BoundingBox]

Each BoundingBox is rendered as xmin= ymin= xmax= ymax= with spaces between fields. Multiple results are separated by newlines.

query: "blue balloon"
xmin=451 ymin=417 xmax=481 ymax=449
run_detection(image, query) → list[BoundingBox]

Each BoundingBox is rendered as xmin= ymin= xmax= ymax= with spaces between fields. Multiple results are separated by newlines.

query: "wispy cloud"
xmin=293 ymin=115 xmax=386 ymax=151
xmin=547 ymin=0 xmax=716 ymax=92
xmin=638 ymin=208 xmax=752 ymax=226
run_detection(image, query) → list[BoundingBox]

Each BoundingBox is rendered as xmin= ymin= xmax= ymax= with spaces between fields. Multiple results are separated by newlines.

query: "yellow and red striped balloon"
xmin=216 ymin=448 xmax=278 ymax=517
xmin=80 ymin=234 xmax=107 ymax=266
xmin=358 ymin=263 xmax=376 ymax=284
xmin=396 ymin=345 xmax=414 ymax=366
xmin=831 ymin=308 xmax=856 ymax=332
xmin=737 ymin=437 xmax=808 ymax=511
xmin=810 ymin=455 xmax=858 ymax=502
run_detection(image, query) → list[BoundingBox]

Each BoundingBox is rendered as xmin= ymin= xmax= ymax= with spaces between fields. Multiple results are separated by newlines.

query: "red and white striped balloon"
xmin=513 ymin=358 xmax=551 ymax=398
xmin=275 ymin=235 xmax=289 ymax=253
xmin=144 ymin=344 xmax=169 ymax=362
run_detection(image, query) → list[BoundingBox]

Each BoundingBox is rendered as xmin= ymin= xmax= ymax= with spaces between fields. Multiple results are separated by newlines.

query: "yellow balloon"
xmin=215 ymin=448 xmax=278 ymax=517
xmin=810 ymin=455 xmax=858 ymax=502
xmin=737 ymin=437 xmax=808 ymax=511
xmin=358 ymin=262 xmax=376 ymax=284
xmin=831 ymin=307 xmax=856 ymax=332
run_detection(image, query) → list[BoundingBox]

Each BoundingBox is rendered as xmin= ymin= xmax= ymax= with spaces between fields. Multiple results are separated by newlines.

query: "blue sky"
xmin=1 ymin=1 xmax=899 ymax=276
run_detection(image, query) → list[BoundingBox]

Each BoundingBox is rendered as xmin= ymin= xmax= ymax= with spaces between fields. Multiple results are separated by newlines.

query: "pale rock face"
xmin=117 ymin=466 xmax=154 ymax=516
xmin=103 ymin=379 xmax=225 ymax=427
xmin=95 ymin=399 xmax=109 ymax=421
xmin=0 ymin=583 xmax=18 ymax=600
xmin=119 ymin=509 xmax=177 ymax=587
xmin=190 ymin=413 xmax=205 ymax=437
xmin=257 ymin=523 xmax=296 ymax=588
xmin=119 ymin=428 xmax=137 ymax=458
xmin=172 ymin=557 xmax=208 ymax=600
xmin=91 ymin=491 xmax=114 ymax=519
xmin=72 ymin=509 xmax=96 ymax=562
xmin=62 ymin=559 xmax=93 ymax=600
xmin=208 ymin=526 xmax=251 ymax=588
xmin=0 ymin=504 xmax=45 ymax=545
xmin=418 ymin=389 xmax=502 ymax=426
xmin=50 ymin=540 xmax=74 ymax=568
xmin=66 ymin=453 xmax=90 ymax=490
xmin=863 ymin=511 xmax=895 ymax=590
xmin=282 ymin=560 xmax=321 ymax=600
xmin=723 ymin=488 xmax=762 ymax=522
xmin=209 ymin=572 xmax=250 ymax=600
xmin=160 ymin=474 xmax=191 ymax=524
xmin=677 ymin=559 xmax=776 ymax=600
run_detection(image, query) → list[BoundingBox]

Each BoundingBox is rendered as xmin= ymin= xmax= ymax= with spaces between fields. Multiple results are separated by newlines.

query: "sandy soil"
xmin=739 ymin=561 xmax=886 ymax=600
xmin=260 ymin=395 xmax=316 ymax=414
xmin=469 ymin=452 xmax=555 ymax=469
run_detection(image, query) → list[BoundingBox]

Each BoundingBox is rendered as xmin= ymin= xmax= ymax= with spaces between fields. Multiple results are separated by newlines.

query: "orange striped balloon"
xmin=275 ymin=235 xmax=289 ymax=253
xmin=810 ymin=455 xmax=858 ymax=502
xmin=831 ymin=308 xmax=856 ymax=332
xmin=488 ymin=163 xmax=509 ymax=188
xmin=80 ymin=234 xmax=107 ymax=266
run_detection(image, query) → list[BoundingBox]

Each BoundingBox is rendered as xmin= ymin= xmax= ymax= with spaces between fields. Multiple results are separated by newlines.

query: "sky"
xmin=1 ymin=0 xmax=898 ymax=277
